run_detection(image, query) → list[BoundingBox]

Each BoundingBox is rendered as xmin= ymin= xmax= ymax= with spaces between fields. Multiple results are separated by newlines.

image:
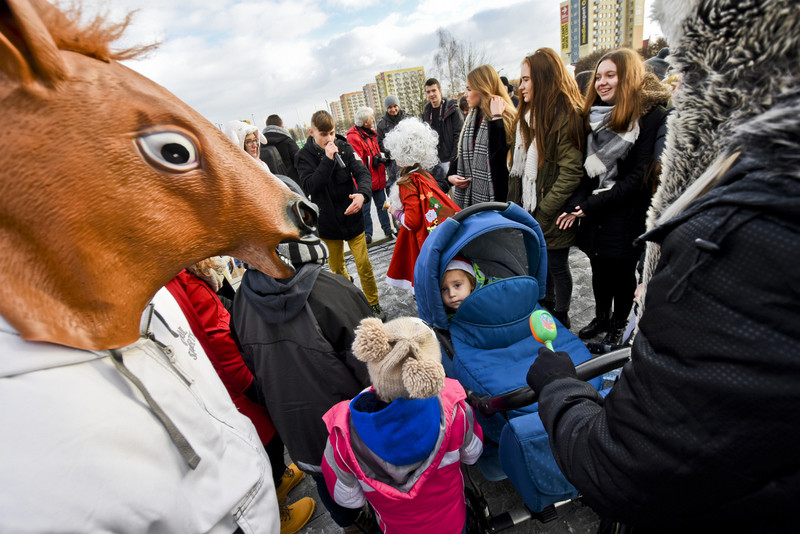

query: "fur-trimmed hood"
xmin=642 ymin=0 xmax=800 ymax=298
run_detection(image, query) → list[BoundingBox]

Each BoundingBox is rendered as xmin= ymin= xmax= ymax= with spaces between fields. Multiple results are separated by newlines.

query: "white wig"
xmin=383 ymin=117 xmax=440 ymax=170
xmin=223 ymin=120 xmax=267 ymax=151
xmin=354 ymin=106 xmax=374 ymax=127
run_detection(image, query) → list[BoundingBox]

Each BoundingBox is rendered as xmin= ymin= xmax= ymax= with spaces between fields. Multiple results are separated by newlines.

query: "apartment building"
xmin=560 ymin=0 xmax=645 ymax=64
xmin=374 ymin=66 xmax=426 ymax=116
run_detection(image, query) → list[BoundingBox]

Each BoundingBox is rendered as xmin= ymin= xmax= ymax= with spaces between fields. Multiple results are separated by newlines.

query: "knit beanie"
xmin=352 ymin=317 xmax=445 ymax=402
xmin=384 ymin=95 xmax=400 ymax=109
xmin=276 ymin=241 xmax=328 ymax=269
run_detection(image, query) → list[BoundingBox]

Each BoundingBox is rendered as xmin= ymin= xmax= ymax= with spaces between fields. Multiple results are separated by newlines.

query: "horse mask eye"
xmin=137 ymin=131 xmax=199 ymax=172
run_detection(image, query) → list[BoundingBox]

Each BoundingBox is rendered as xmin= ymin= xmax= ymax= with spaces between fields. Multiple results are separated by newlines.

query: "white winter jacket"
xmin=0 ymin=288 xmax=279 ymax=533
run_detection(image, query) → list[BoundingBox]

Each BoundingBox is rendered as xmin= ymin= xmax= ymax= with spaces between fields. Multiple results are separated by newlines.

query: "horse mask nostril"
xmin=292 ymin=199 xmax=318 ymax=234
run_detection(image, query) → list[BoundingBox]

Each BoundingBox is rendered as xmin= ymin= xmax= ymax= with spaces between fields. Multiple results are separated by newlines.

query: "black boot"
xmin=578 ymin=312 xmax=610 ymax=339
xmin=602 ymin=317 xmax=627 ymax=345
xmin=551 ymin=310 xmax=571 ymax=329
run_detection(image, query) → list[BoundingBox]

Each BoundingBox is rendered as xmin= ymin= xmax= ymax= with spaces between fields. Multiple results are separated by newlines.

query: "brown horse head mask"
xmin=0 ymin=0 xmax=317 ymax=350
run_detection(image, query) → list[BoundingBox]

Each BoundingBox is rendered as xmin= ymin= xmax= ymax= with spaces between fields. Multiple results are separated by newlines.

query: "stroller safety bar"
xmin=451 ymin=201 xmax=512 ymax=222
xmin=466 ymin=348 xmax=631 ymax=417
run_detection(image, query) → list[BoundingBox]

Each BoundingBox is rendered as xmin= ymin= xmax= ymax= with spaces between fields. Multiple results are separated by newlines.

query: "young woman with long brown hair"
xmin=558 ymin=48 xmax=671 ymax=343
xmin=448 ymin=64 xmax=515 ymax=207
xmin=508 ymin=47 xmax=585 ymax=328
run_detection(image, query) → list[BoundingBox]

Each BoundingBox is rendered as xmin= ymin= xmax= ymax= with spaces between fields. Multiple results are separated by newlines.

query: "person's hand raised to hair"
xmin=526 ymin=346 xmax=577 ymax=394
xmin=489 ymin=96 xmax=506 ymax=118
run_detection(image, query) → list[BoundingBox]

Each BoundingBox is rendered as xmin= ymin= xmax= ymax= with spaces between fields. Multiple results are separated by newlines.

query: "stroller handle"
xmin=451 ymin=201 xmax=512 ymax=223
xmin=465 ymin=347 xmax=631 ymax=417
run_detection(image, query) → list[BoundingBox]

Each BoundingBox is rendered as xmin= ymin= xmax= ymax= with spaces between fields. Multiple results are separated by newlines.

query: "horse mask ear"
xmin=0 ymin=0 xmax=66 ymax=85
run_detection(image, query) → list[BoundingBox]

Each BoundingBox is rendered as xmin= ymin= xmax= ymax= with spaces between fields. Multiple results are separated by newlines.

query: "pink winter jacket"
xmin=322 ymin=379 xmax=483 ymax=534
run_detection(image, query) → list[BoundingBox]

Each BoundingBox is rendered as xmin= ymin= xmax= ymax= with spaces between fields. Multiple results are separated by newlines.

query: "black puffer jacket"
xmin=231 ymin=265 xmax=372 ymax=469
xmin=296 ymin=135 xmax=372 ymax=240
xmin=537 ymin=152 xmax=800 ymax=531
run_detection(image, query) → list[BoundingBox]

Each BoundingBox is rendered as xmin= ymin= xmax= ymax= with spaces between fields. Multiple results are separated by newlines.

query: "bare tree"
xmin=433 ymin=29 xmax=462 ymax=96
xmin=432 ymin=28 xmax=492 ymax=98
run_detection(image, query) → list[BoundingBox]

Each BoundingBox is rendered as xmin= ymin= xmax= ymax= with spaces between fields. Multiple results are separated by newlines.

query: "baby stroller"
xmin=415 ymin=202 xmax=626 ymax=531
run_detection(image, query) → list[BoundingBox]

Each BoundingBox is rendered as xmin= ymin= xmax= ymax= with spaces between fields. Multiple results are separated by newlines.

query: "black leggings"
xmin=545 ymin=248 xmax=573 ymax=313
xmin=589 ymin=256 xmax=638 ymax=321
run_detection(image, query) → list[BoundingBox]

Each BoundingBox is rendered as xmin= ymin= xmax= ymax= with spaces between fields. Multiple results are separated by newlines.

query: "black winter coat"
xmin=537 ymin=154 xmax=800 ymax=532
xmin=572 ymin=105 xmax=668 ymax=261
xmin=262 ymin=126 xmax=300 ymax=181
xmin=422 ymin=98 xmax=464 ymax=163
xmin=231 ymin=265 xmax=372 ymax=469
xmin=296 ymin=135 xmax=372 ymax=240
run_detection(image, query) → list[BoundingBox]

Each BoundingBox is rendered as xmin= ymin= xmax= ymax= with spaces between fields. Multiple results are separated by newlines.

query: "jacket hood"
xmin=424 ymin=98 xmax=459 ymax=119
xmin=239 ymin=264 xmax=321 ymax=323
xmin=263 ymin=125 xmax=292 ymax=139
xmin=642 ymin=0 xmax=800 ymax=295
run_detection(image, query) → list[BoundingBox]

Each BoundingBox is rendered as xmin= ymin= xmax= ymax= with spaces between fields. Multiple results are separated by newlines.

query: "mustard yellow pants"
xmin=322 ymin=233 xmax=379 ymax=306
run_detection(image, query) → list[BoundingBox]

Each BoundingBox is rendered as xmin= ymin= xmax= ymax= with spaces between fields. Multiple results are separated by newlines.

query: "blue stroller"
xmin=415 ymin=202 xmax=625 ymax=530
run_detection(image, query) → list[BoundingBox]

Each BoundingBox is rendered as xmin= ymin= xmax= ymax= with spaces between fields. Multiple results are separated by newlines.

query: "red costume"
xmin=386 ymin=172 xmax=460 ymax=291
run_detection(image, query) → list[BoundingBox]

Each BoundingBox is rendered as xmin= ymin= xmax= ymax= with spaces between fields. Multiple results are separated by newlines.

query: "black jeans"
xmin=545 ymin=248 xmax=573 ymax=313
xmin=589 ymin=256 xmax=638 ymax=321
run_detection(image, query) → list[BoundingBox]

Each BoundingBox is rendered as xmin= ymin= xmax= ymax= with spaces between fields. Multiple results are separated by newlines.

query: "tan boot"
xmin=279 ymin=497 xmax=315 ymax=534
xmin=276 ymin=463 xmax=305 ymax=502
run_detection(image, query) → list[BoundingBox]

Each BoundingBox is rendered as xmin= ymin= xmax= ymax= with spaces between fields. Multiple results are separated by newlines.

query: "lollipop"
xmin=529 ymin=309 xmax=557 ymax=350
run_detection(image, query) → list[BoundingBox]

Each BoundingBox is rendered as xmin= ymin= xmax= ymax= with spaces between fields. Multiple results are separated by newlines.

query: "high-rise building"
xmin=362 ymin=82 xmax=382 ymax=117
xmin=339 ymin=91 xmax=367 ymax=126
xmin=560 ymin=0 xmax=645 ymax=65
xmin=375 ymin=66 xmax=426 ymax=117
xmin=329 ymin=101 xmax=344 ymax=124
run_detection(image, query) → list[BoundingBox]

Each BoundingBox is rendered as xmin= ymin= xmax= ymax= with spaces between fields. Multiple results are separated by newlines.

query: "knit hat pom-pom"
xmin=352 ymin=317 xmax=390 ymax=362
xmin=402 ymin=358 xmax=445 ymax=399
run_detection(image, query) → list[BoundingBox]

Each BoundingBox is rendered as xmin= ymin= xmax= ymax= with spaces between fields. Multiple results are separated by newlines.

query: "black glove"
xmin=526 ymin=347 xmax=577 ymax=394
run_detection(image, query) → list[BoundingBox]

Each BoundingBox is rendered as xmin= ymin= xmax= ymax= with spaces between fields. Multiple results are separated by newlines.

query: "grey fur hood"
xmin=641 ymin=0 xmax=800 ymax=299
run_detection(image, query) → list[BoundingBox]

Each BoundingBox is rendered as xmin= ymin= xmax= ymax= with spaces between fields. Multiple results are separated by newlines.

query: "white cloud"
xmin=78 ymin=0 xmax=661 ymax=132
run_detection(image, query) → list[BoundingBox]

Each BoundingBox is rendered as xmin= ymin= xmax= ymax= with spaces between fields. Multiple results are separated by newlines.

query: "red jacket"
xmin=346 ymin=125 xmax=386 ymax=191
xmin=166 ymin=270 xmax=275 ymax=445
xmin=386 ymin=172 xmax=460 ymax=290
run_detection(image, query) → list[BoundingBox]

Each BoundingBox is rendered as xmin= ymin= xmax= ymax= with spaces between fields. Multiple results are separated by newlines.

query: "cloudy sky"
xmin=88 ymin=0 xmax=663 ymax=131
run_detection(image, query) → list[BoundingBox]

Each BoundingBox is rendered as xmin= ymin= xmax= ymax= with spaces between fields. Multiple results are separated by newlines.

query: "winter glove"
xmin=526 ymin=346 xmax=577 ymax=394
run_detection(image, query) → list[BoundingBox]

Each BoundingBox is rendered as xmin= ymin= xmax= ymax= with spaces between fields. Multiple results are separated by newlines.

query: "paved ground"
xmin=290 ymin=207 xmax=606 ymax=533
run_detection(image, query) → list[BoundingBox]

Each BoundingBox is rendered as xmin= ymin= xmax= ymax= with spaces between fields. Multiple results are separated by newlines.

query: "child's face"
xmin=310 ymin=127 xmax=335 ymax=149
xmin=441 ymin=270 xmax=473 ymax=311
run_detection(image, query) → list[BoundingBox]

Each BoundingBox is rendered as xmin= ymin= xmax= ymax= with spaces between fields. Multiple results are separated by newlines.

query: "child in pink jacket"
xmin=322 ymin=316 xmax=483 ymax=533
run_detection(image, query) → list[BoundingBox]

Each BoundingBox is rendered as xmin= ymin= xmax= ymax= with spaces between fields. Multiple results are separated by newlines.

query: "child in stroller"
xmin=414 ymin=201 xmax=606 ymax=518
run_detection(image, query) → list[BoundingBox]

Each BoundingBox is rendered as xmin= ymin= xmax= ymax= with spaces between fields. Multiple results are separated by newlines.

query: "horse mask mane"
xmin=0 ymin=0 xmax=317 ymax=350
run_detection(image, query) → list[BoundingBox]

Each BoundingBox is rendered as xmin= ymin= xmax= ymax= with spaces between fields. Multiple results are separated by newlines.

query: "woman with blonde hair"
xmin=558 ymin=47 xmax=671 ymax=343
xmin=508 ymin=47 xmax=585 ymax=328
xmin=448 ymin=64 xmax=515 ymax=207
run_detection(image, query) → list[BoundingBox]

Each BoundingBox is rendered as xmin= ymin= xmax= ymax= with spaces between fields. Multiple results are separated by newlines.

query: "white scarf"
xmin=510 ymin=113 xmax=539 ymax=212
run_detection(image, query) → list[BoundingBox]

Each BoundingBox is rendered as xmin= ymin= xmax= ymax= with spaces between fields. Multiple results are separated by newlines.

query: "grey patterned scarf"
xmin=584 ymin=105 xmax=639 ymax=192
xmin=454 ymin=108 xmax=493 ymax=207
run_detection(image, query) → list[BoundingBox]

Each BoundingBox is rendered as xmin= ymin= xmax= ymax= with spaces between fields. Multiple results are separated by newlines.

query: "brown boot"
xmin=276 ymin=463 xmax=305 ymax=503
xmin=280 ymin=497 xmax=315 ymax=534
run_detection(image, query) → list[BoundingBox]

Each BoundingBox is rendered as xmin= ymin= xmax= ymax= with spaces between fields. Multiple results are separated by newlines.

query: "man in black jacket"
xmin=231 ymin=240 xmax=376 ymax=531
xmin=261 ymin=114 xmax=299 ymax=181
xmin=526 ymin=0 xmax=800 ymax=531
xmin=422 ymin=78 xmax=463 ymax=187
xmin=295 ymin=110 xmax=383 ymax=318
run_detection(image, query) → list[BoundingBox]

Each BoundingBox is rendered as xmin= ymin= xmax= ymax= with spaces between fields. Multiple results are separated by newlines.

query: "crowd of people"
xmin=206 ymin=0 xmax=799 ymax=523
xmin=6 ymin=0 xmax=794 ymax=532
